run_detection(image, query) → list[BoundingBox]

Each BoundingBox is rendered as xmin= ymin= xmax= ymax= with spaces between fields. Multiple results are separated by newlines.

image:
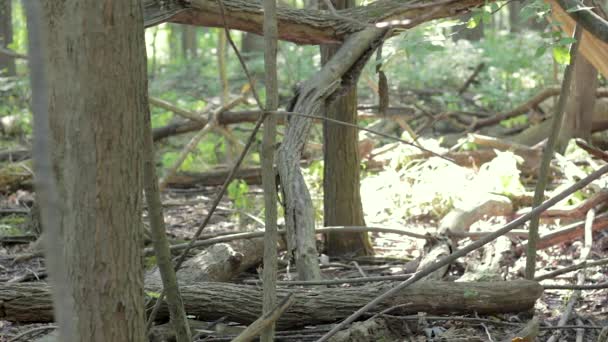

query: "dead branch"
xmin=534 ymin=257 xmax=608 ymax=282
xmin=471 ymin=87 xmax=608 ymax=130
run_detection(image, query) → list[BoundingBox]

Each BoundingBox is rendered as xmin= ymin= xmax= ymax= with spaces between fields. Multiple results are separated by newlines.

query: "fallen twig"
xmin=144 ymin=226 xmax=429 ymax=256
xmin=534 ymin=258 xmax=608 ymax=281
xmin=243 ymin=274 xmax=413 ymax=286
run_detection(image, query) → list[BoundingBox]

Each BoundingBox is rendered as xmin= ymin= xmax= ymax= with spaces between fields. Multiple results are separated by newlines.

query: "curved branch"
xmin=145 ymin=0 xmax=489 ymax=44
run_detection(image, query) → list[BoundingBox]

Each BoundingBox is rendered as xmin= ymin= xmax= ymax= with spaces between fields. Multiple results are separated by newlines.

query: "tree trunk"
xmin=508 ymin=1 xmax=521 ymax=33
xmin=0 ymin=0 xmax=16 ymax=76
xmin=36 ymin=0 xmax=147 ymax=340
xmin=556 ymin=53 xmax=598 ymax=153
xmin=181 ymin=25 xmax=197 ymax=59
xmin=241 ymin=32 xmax=265 ymax=84
xmin=275 ymin=27 xmax=387 ymax=280
xmin=320 ymin=0 xmax=372 ymax=257
xmin=168 ymin=24 xmax=181 ymax=62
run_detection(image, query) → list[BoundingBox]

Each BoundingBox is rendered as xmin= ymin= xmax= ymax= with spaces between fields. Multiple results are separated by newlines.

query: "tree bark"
xmin=181 ymin=25 xmax=198 ymax=59
xmin=0 ymin=280 xmax=543 ymax=329
xmin=548 ymin=0 xmax=608 ymax=78
xmin=261 ymin=0 xmax=280 ymax=339
xmin=143 ymin=0 xmax=494 ymax=44
xmin=275 ymin=27 xmax=386 ymax=280
xmin=556 ymin=53 xmax=598 ymax=153
xmin=321 ymin=0 xmax=373 ymax=257
xmin=0 ymin=0 xmax=15 ymax=76
xmin=34 ymin=0 xmax=147 ymax=340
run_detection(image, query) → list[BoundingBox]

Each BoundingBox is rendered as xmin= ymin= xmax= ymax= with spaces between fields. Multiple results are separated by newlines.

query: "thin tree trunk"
xmin=526 ymin=25 xmax=583 ymax=280
xmin=0 ymin=0 xmax=16 ymax=76
xmin=143 ymin=109 xmax=191 ymax=340
xmin=275 ymin=27 xmax=386 ymax=280
xmin=31 ymin=0 xmax=148 ymax=340
xmin=181 ymin=25 xmax=197 ymax=59
xmin=261 ymin=0 xmax=279 ymax=338
xmin=556 ymin=53 xmax=598 ymax=153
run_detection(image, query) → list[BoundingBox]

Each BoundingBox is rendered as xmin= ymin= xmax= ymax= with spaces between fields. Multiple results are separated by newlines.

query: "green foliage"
xmin=227 ymin=179 xmax=250 ymax=211
xmin=146 ymin=290 xmax=161 ymax=298
xmin=144 ymin=256 xmax=158 ymax=270
xmin=501 ymin=114 xmax=528 ymax=128
xmin=0 ymin=76 xmax=32 ymax=135
xmin=0 ymin=215 xmax=27 ymax=236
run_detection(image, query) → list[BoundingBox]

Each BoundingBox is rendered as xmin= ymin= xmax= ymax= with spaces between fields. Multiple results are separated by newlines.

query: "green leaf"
xmin=534 ymin=45 xmax=547 ymax=58
xmin=146 ymin=291 xmax=161 ymax=299
xmin=552 ymin=45 xmax=570 ymax=65
xmin=482 ymin=11 xmax=492 ymax=24
xmin=466 ymin=17 xmax=478 ymax=29
xmin=558 ymin=37 xmax=576 ymax=45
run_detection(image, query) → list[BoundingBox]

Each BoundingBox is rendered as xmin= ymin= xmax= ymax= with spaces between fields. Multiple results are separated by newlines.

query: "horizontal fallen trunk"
xmin=165 ymin=167 xmax=268 ymax=187
xmin=0 ymin=280 xmax=542 ymax=328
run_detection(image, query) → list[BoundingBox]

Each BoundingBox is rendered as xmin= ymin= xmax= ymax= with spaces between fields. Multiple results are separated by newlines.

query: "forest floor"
xmin=0 ymin=147 xmax=607 ymax=341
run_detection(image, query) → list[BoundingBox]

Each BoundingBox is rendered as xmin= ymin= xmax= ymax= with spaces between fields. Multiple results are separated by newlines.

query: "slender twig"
xmin=543 ymin=282 xmax=608 ymax=290
xmin=8 ymin=325 xmax=58 ymax=342
xmin=525 ymin=24 xmax=583 ymax=280
xmin=158 ymin=96 xmax=245 ymax=191
xmin=534 ymin=257 xmax=608 ymax=281
xmin=143 ymin=101 xmax=191 ymax=340
xmin=269 ymin=111 xmax=454 ymax=162
xmin=315 ymin=163 xmax=608 ymax=342
xmin=143 ymin=225 xmax=428 ymax=256
xmin=243 ymin=274 xmax=413 ymax=286
xmin=374 ymin=314 xmax=604 ymax=330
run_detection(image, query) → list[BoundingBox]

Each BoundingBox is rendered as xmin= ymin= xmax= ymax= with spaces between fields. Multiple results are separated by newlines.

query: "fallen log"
xmin=0 ymin=165 xmax=277 ymax=193
xmin=165 ymin=167 xmax=266 ymax=187
xmin=0 ymin=280 xmax=543 ymax=328
xmin=146 ymin=237 xmax=265 ymax=283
